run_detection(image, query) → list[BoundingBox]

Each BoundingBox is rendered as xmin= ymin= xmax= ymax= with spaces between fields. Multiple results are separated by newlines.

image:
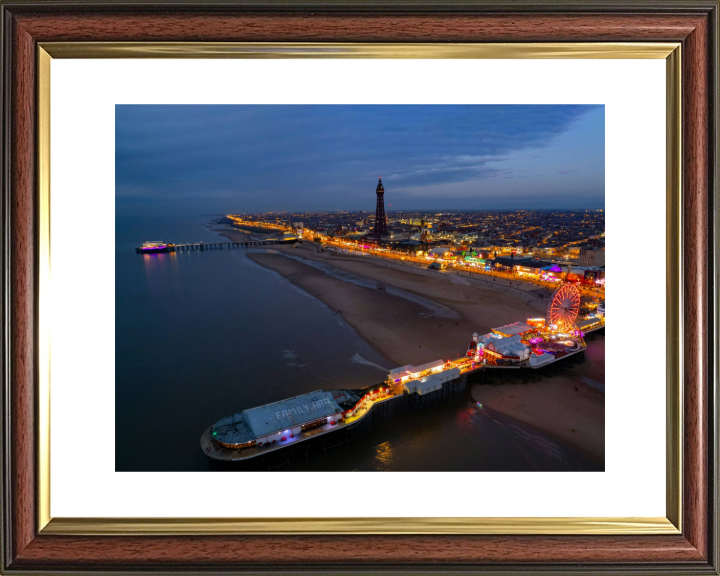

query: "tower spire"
xmin=374 ymin=177 xmax=388 ymax=237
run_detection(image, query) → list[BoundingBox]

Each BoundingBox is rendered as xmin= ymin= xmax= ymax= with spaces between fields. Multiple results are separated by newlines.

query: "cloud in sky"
xmin=116 ymin=104 xmax=604 ymax=215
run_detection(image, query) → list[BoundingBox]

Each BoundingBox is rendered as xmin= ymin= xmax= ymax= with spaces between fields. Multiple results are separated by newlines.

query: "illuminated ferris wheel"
xmin=547 ymin=283 xmax=581 ymax=331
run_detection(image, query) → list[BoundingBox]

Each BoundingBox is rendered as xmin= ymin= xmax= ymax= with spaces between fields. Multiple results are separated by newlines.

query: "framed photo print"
xmin=1 ymin=1 xmax=717 ymax=574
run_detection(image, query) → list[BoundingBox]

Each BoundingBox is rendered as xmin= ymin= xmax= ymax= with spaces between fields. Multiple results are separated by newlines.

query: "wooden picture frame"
xmin=1 ymin=1 xmax=717 ymax=573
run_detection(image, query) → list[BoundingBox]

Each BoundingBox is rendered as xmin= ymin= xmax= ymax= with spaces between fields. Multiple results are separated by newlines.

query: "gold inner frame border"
xmin=36 ymin=41 xmax=682 ymax=536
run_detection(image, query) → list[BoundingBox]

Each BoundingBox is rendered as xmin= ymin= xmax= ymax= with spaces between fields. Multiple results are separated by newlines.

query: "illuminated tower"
xmin=373 ymin=177 xmax=388 ymax=237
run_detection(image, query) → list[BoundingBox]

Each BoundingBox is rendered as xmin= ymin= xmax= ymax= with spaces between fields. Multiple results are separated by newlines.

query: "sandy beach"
xmin=219 ymin=225 xmax=604 ymax=464
xmin=247 ymin=251 xmax=470 ymax=367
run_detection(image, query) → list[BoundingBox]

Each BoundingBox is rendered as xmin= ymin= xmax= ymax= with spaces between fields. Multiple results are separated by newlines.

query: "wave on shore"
xmin=350 ymin=353 xmax=388 ymax=372
xmin=282 ymin=349 xmax=305 ymax=368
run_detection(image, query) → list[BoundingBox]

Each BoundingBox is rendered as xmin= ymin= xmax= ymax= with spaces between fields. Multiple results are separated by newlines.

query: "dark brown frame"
xmin=1 ymin=1 xmax=718 ymax=573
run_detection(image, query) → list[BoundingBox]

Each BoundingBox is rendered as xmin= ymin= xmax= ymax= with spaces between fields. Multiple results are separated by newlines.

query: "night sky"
xmin=116 ymin=105 xmax=604 ymax=216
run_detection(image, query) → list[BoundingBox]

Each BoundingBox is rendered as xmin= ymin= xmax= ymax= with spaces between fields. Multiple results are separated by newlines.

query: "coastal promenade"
xmin=299 ymin=232 xmax=605 ymax=301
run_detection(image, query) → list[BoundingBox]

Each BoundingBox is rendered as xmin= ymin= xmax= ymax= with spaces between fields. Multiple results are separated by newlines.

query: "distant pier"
xmin=135 ymin=239 xmax=297 ymax=253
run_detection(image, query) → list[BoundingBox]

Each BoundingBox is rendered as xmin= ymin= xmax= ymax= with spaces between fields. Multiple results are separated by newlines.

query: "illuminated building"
xmin=578 ymin=248 xmax=605 ymax=266
xmin=492 ymin=322 xmax=535 ymax=338
xmin=403 ymin=368 xmax=461 ymax=395
xmin=139 ymin=240 xmax=168 ymax=253
xmin=204 ymin=383 xmax=403 ymax=460
xmin=210 ymin=389 xmax=355 ymax=450
xmin=389 ymin=359 xmax=446 ymax=383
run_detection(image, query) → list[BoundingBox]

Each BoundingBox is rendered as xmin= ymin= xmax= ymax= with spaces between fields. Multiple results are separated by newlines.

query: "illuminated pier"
xmin=201 ymin=283 xmax=604 ymax=466
xmin=135 ymin=238 xmax=297 ymax=253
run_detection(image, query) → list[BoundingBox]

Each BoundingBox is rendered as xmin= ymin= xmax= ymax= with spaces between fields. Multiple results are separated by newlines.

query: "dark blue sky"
xmin=116 ymin=105 xmax=604 ymax=216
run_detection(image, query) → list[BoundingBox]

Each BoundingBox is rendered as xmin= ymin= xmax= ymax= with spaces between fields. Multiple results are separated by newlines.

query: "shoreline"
xmin=246 ymin=251 xmax=460 ymax=367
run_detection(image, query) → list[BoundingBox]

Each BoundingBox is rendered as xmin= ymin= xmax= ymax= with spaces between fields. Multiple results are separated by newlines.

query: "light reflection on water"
xmin=373 ymin=441 xmax=395 ymax=471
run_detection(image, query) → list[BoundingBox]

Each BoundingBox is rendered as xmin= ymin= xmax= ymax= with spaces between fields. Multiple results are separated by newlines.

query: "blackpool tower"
xmin=373 ymin=177 xmax=388 ymax=237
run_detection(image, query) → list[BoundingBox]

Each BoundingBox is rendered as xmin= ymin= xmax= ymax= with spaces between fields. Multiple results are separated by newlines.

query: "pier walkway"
xmin=135 ymin=239 xmax=296 ymax=253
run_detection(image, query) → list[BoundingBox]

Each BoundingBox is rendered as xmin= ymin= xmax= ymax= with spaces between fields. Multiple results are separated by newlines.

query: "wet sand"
xmin=239 ymin=237 xmax=604 ymax=466
xmin=470 ymin=370 xmax=605 ymax=465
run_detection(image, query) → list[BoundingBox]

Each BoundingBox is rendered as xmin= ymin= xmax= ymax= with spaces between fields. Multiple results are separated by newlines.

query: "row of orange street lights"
xmin=227 ymin=216 xmax=292 ymax=232
xmin=294 ymin=229 xmax=605 ymax=299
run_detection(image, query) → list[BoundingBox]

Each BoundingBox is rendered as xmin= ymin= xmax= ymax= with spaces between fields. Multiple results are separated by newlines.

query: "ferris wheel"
xmin=547 ymin=283 xmax=581 ymax=331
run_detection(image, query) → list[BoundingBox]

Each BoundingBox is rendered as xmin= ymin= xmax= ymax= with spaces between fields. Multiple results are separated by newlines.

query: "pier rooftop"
xmin=210 ymin=389 xmax=365 ymax=451
xmin=203 ymin=383 xmax=399 ymax=462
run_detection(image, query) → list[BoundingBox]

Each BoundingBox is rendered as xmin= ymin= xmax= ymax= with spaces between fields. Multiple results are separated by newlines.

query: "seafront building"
xmin=206 ymin=383 xmax=397 ymax=455
xmin=210 ymin=389 xmax=366 ymax=450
